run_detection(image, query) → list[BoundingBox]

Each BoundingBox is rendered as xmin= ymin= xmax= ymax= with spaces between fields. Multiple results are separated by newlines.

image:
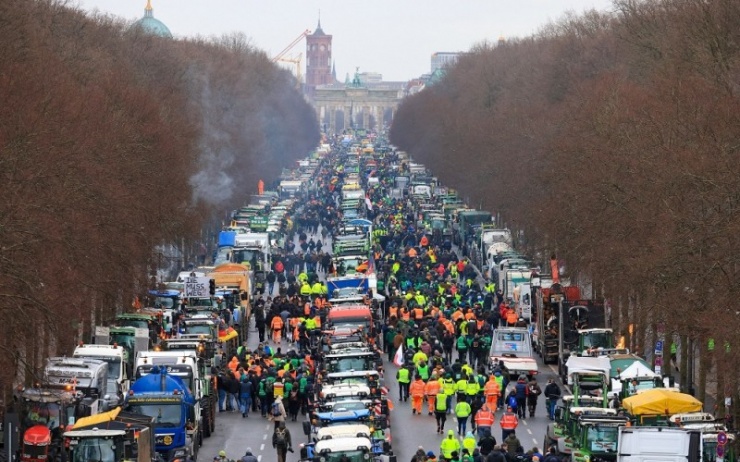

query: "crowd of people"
xmin=206 ymin=141 xmax=563 ymax=462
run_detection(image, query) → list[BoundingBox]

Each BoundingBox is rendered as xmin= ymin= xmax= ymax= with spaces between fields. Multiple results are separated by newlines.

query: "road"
xmin=197 ymin=317 xmax=560 ymax=461
xmin=199 ymin=226 xmax=563 ymax=460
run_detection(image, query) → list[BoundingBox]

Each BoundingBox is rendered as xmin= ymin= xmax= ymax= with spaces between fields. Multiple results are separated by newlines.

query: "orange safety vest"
xmin=500 ymin=412 xmax=519 ymax=430
xmin=425 ymin=379 xmax=441 ymax=396
xmin=506 ymin=310 xmax=519 ymax=324
xmin=401 ymin=309 xmax=410 ymax=321
xmin=475 ymin=408 xmax=495 ymax=427
xmin=451 ymin=311 xmax=464 ymax=322
xmin=410 ymin=380 xmax=426 ymax=397
xmin=271 ymin=317 xmax=284 ymax=330
xmin=304 ymin=302 xmax=311 ymax=316
xmin=389 ymin=306 xmax=398 ymax=318
xmin=414 ymin=307 xmax=424 ymax=319
xmin=465 ymin=311 xmax=475 ymax=321
xmin=304 ymin=356 xmax=315 ymax=374
xmin=484 ymin=379 xmax=501 ymax=397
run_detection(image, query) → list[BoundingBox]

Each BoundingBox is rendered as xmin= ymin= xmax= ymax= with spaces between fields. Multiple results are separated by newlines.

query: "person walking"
xmin=425 ymin=373 xmax=441 ymax=416
xmin=410 ymin=375 xmax=426 ymax=415
xmin=504 ymin=433 xmax=522 ymax=457
xmin=239 ymin=376 xmax=253 ymax=418
xmin=397 ymin=364 xmax=411 ymax=402
xmin=270 ymin=315 xmax=284 ymax=344
xmin=514 ymin=375 xmax=529 ymax=419
xmin=272 ymin=421 xmax=293 ymax=462
xmin=440 ymin=430 xmax=461 ymax=461
xmin=455 ymin=398 xmax=472 ymax=435
xmin=435 ymin=390 xmax=449 ymax=434
xmin=270 ymin=395 xmax=287 ymax=429
xmin=527 ymin=378 xmax=542 ymax=417
xmin=499 ymin=406 xmax=519 ymax=441
xmin=483 ymin=375 xmax=501 ymax=410
xmin=474 ymin=403 xmax=495 ymax=438
xmin=544 ymin=378 xmax=561 ymax=421
xmin=240 ymin=448 xmax=258 ymax=462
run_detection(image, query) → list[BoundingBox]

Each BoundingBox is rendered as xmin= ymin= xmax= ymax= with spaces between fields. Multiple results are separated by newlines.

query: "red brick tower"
xmin=305 ymin=19 xmax=333 ymax=96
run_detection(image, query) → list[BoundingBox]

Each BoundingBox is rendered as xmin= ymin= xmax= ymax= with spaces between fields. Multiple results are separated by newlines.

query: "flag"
xmin=393 ymin=344 xmax=404 ymax=367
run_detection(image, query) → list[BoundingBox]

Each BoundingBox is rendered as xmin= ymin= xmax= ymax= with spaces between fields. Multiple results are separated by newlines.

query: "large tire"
xmin=203 ymin=411 xmax=211 ymax=438
xmin=210 ymin=394 xmax=217 ymax=434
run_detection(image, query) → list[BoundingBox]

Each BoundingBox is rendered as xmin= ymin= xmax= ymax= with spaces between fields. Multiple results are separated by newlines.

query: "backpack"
xmin=274 ymin=428 xmax=287 ymax=445
xmin=271 ymin=402 xmax=282 ymax=417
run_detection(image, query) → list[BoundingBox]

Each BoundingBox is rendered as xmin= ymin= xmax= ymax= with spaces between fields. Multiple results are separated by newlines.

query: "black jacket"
xmin=544 ymin=382 xmax=561 ymax=400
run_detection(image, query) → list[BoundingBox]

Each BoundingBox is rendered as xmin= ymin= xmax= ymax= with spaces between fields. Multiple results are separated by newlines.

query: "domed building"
xmin=131 ymin=0 xmax=172 ymax=38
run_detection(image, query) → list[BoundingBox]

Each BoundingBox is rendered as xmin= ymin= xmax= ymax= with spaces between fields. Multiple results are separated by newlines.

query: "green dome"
xmin=131 ymin=1 xmax=172 ymax=38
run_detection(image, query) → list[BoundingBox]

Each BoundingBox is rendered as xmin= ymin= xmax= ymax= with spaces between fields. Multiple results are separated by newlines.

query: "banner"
xmin=393 ymin=344 xmax=404 ymax=366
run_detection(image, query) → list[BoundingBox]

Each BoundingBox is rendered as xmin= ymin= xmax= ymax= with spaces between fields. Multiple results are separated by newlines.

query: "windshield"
xmin=332 ymin=358 xmax=372 ymax=372
xmin=328 ymin=377 xmax=372 ymax=387
xmin=99 ymin=357 xmax=122 ymax=380
xmin=331 ymin=401 xmax=367 ymax=411
xmin=117 ymin=319 xmax=149 ymax=330
xmin=72 ymin=437 xmax=116 ymax=462
xmin=232 ymin=249 xmax=263 ymax=266
xmin=582 ymin=333 xmax=612 ymax=349
xmin=109 ymin=334 xmax=135 ymax=359
xmin=184 ymin=324 xmax=214 ymax=336
xmin=127 ymin=403 xmax=181 ymax=427
xmin=154 ymin=296 xmax=176 ymax=309
xmin=22 ymin=401 xmax=62 ymax=428
xmin=187 ymin=298 xmax=215 ymax=308
xmin=321 ymin=450 xmax=367 ymax=462
xmin=585 ymin=426 xmax=619 ymax=452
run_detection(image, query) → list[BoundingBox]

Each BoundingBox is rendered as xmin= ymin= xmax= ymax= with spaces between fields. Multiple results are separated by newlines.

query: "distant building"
xmin=358 ymin=72 xmax=383 ymax=84
xmin=431 ymin=52 xmax=460 ymax=73
xmin=305 ymin=20 xmax=334 ymax=96
xmin=131 ymin=0 xmax=172 ymax=38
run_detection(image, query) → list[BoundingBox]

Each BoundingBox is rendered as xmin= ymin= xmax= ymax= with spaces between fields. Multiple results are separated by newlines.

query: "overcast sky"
xmin=75 ymin=0 xmax=615 ymax=82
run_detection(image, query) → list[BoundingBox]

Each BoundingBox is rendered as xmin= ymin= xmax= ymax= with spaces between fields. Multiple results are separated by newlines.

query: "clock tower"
xmin=305 ymin=19 xmax=333 ymax=96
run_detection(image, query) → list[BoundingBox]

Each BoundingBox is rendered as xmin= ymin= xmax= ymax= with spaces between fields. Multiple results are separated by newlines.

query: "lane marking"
xmin=263 ymin=434 xmax=267 ymax=440
xmin=533 ymin=438 xmax=538 ymax=445
xmin=527 ymin=429 xmax=532 ymax=435
xmin=260 ymin=443 xmax=265 ymax=451
xmin=522 ymin=420 xmax=528 ymax=426
xmin=258 ymin=457 xmax=262 ymax=462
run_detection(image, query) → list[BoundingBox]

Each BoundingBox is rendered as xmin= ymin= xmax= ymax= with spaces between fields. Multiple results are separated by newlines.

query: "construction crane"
xmin=277 ymin=53 xmax=303 ymax=90
xmin=272 ymin=29 xmax=310 ymax=63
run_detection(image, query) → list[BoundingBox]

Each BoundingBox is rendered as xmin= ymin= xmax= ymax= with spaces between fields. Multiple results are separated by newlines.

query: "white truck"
xmin=617 ymin=427 xmax=702 ymax=462
xmin=73 ymin=343 xmax=129 ymax=405
xmin=233 ymin=232 xmax=270 ymax=273
xmin=489 ymin=327 xmax=538 ymax=378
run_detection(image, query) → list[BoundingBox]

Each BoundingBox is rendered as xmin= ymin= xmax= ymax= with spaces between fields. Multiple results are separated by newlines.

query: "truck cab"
xmin=577 ymin=328 xmax=615 ymax=355
xmin=568 ymin=413 xmax=629 ymax=462
xmin=73 ymin=344 xmax=129 ymax=404
xmin=125 ymin=367 xmax=201 ymax=461
xmin=489 ymin=327 xmax=538 ymax=378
